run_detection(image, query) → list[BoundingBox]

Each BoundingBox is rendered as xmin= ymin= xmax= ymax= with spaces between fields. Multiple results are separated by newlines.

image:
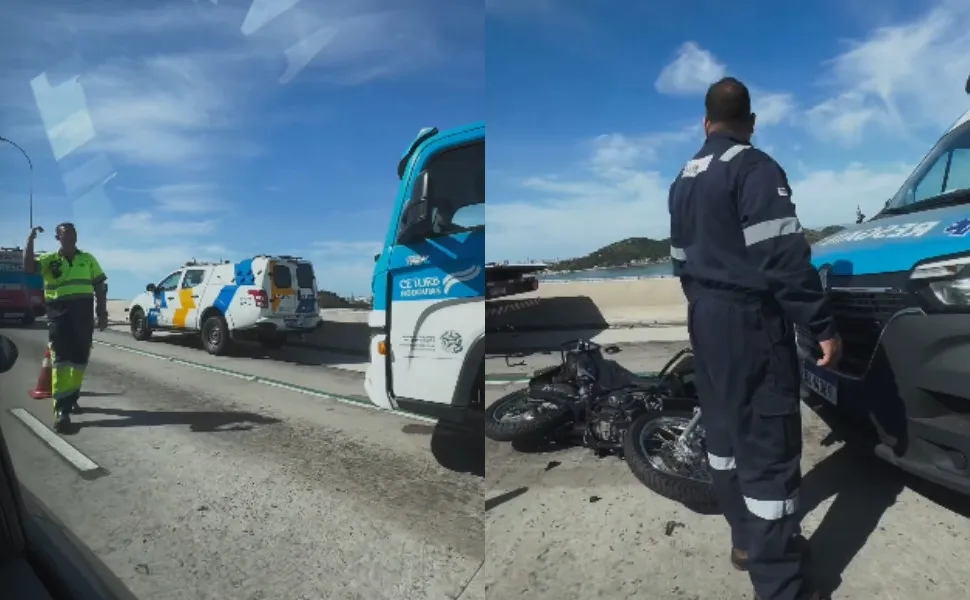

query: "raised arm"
xmin=22 ymin=227 xmax=42 ymax=274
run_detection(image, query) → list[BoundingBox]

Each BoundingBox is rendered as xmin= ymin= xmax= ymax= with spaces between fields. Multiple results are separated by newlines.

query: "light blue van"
xmin=800 ymin=82 xmax=970 ymax=495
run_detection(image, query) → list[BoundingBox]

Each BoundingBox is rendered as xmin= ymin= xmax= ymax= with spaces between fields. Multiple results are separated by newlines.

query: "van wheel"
xmin=129 ymin=308 xmax=152 ymax=341
xmin=201 ymin=314 xmax=231 ymax=355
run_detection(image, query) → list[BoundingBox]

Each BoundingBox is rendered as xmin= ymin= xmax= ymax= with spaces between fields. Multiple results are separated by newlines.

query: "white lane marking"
xmin=92 ymin=340 xmax=438 ymax=425
xmin=485 ymin=379 xmax=527 ymax=386
xmin=9 ymin=408 xmax=101 ymax=474
xmin=259 ymin=379 xmax=437 ymax=424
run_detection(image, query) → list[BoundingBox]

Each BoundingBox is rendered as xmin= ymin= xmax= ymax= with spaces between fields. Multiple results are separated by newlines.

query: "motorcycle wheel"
xmin=624 ymin=409 xmax=719 ymax=511
xmin=484 ymin=388 xmax=571 ymax=442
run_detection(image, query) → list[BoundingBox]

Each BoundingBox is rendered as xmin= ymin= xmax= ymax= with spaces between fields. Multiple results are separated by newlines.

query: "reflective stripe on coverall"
xmin=37 ymin=250 xmax=105 ymax=414
xmin=668 ymin=133 xmax=835 ymax=600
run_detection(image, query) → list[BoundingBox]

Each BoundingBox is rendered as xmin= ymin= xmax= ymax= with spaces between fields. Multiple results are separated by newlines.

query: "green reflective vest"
xmin=37 ymin=251 xmax=106 ymax=302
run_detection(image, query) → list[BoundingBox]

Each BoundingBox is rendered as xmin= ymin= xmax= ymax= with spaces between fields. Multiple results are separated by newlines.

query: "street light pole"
xmin=0 ymin=135 xmax=35 ymax=230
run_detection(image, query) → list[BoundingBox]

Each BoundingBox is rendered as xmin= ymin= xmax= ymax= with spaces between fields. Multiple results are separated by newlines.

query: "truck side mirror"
xmin=396 ymin=170 xmax=432 ymax=245
xmin=146 ymin=283 xmax=156 ymax=293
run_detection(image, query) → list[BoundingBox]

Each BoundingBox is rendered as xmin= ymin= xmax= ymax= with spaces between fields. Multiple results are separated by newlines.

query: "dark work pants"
xmin=48 ymin=299 xmax=94 ymax=414
xmin=687 ymin=293 xmax=807 ymax=600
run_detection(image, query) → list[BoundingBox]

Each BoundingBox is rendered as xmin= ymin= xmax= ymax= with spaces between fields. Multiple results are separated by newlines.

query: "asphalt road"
xmin=0 ymin=324 xmax=484 ymax=600
xmin=485 ymin=346 xmax=970 ymax=600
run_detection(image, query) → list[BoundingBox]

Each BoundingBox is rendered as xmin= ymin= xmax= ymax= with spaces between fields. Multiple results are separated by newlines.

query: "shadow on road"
xmin=143 ymin=332 xmax=367 ymax=368
xmin=430 ymin=420 xmax=484 ymax=477
xmin=485 ymin=486 xmax=528 ymax=511
xmin=799 ymin=444 xmax=905 ymax=595
xmin=800 ymin=393 xmax=970 ymax=596
xmin=486 ymin=296 xmax=610 ymax=362
xmin=67 ymin=406 xmax=280 ymax=434
xmin=401 ymin=420 xmax=484 ymax=477
xmin=79 ymin=391 xmax=123 ymax=397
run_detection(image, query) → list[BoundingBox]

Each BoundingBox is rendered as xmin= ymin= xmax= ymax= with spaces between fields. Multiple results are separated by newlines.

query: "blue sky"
xmin=486 ymin=0 xmax=970 ymax=262
xmin=0 ymin=0 xmax=483 ymax=298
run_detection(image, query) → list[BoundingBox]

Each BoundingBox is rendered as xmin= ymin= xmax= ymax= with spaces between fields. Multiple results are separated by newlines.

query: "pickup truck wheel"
xmin=201 ymin=314 xmax=230 ymax=355
xmin=129 ymin=308 xmax=153 ymax=341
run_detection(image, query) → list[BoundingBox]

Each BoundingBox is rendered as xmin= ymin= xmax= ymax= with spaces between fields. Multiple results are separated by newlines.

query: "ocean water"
xmin=541 ymin=262 xmax=673 ymax=282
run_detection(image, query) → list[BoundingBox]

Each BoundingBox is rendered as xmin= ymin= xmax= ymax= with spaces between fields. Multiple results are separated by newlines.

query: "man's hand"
xmin=816 ymin=336 xmax=842 ymax=368
xmin=96 ymin=313 xmax=108 ymax=332
xmin=27 ymin=226 xmax=44 ymax=241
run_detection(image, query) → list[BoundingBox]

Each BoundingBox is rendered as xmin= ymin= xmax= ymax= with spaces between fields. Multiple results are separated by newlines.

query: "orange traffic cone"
xmin=29 ymin=345 xmax=53 ymax=400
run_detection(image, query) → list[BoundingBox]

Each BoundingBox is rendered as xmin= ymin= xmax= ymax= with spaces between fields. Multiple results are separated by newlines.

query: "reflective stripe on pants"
xmin=47 ymin=303 xmax=94 ymax=414
xmin=50 ymin=344 xmax=86 ymax=413
xmin=688 ymin=294 xmax=807 ymax=600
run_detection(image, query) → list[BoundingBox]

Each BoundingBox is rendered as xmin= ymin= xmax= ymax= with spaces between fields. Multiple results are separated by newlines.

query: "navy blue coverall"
xmin=668 ymin=133 xmax=836 ymax=600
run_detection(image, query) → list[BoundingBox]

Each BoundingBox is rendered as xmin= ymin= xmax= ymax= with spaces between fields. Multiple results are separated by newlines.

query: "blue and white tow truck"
xmin=365 ymin=123 xmax=485 ymax=426
xmin=799 ymin=75 xmax=970 ymax=495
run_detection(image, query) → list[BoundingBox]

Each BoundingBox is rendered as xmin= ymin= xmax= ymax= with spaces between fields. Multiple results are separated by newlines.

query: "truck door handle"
xmin=191 ymin=295 xmax=199 ymax=298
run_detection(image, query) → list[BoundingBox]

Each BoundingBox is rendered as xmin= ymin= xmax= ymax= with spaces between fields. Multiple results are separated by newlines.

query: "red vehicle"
xmin=0 ymin=247 xmax=45 ymax=325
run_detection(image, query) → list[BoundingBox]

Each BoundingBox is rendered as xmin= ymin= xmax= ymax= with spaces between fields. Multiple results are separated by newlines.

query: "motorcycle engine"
xmin=588 ymin=391 xmax=642 ymax=446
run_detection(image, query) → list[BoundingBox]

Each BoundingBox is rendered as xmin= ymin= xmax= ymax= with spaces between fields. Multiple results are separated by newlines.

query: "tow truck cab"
xmin=364 ymin=122 xmax=485 ymax=424
xmin=799 ymin=79 xmax=970 ymax=496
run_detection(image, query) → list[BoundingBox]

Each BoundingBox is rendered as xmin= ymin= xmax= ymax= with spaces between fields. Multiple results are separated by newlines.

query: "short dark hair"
xmin=705 ymin=77 xmax=753 ymax=125
xmin=55 ymin=222 xmax=76 ymax=233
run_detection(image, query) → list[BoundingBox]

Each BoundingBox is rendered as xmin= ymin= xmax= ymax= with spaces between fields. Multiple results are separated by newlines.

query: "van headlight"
xmin=911 ymin=256 xmax=970 ymax=306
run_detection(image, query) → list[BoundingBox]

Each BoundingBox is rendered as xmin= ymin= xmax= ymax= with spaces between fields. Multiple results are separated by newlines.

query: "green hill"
xmin=550 ymin=226 xmax=846 ymax=271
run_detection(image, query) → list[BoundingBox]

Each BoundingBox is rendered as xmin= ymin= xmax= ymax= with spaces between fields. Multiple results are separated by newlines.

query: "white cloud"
xmin=111 ymin=212 xmax=216 ymax=237
xmin=89 ymin=243 xmax=236 ymax=279
xmin=589 ymin=124 xmax=701 ymax=171
xmin=151 ymin=183 xmax=228 ymax=213
xmin=653 ymin=43 xmax=793 ymax=127
xmin=806 ymin=2 xmax=970 ymax=143
xmin=655 ymin=42 xmax=726 ymax=95
xmin=753 ymin=91 xmax=795 ymax=126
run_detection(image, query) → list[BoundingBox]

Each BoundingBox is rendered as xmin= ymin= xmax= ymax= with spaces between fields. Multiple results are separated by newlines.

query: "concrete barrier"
xmin=486 ymin=278 xmax=686 ymax=331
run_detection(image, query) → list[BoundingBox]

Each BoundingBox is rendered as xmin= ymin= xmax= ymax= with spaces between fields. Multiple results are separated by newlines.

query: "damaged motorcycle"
xmin=484 ymin=339 xmax=718 ymax=510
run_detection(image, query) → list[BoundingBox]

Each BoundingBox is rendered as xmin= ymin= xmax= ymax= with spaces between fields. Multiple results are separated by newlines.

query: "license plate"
xmin=801 ymin=360 xmax=838 ymax=404
xmin=284 ymin=318 xmax=299 ymax=328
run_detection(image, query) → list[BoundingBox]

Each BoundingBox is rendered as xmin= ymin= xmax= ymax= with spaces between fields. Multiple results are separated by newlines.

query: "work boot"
xmin=53 ymin=411 xmax=71 ymax=434
xmin=70 ymin=401 xmax=83 ymax=415
xmin=731 ymin=535 xmax=811 ymax=571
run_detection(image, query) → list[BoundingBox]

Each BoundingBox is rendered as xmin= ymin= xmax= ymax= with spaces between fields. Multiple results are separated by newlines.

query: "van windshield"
xmin=884 ymin=115 xmax=970 ymax=215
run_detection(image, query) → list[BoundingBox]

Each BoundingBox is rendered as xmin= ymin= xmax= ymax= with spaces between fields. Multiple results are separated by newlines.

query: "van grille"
xmin=796 ymin=289 xmax=911 ymax=378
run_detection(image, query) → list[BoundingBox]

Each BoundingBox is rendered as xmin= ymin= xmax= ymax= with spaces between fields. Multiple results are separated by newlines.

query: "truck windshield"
xmin=884 ymin=116 xmax=970 ymax=215
xmin=424 ymin=140 xmax=485 ymax=235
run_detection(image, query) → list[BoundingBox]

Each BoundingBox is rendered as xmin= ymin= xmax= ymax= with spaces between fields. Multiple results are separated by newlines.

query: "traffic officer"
xmin=23 ymin=222 xmax=109 ymax=433
xmin=668 ymin=77 xmax=841 ymax=600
